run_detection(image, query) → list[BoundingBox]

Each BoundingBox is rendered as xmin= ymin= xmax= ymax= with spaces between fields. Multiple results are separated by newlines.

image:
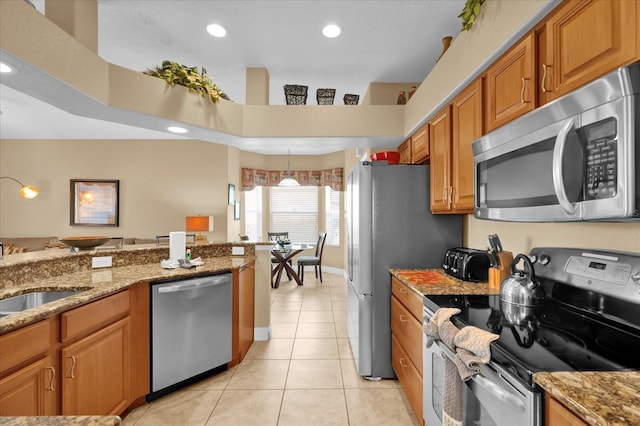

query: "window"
xmin=243 ymin=186 xmax=262 ymax=241
xmin=270 ymin=186 xmax=318 ymax=243
xmin=325 ymin=186 xmax=340 ymax=246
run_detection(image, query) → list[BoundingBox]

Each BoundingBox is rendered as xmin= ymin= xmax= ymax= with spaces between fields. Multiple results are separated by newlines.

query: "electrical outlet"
xmin=232 ymin=246 xmax=245 ymax=256
xmin=92 ymin=256 xmax=112 ymax=268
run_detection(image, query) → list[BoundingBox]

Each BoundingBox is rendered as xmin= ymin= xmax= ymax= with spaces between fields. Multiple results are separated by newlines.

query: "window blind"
xmin=270 ymin=186 xmax=318 ymax=244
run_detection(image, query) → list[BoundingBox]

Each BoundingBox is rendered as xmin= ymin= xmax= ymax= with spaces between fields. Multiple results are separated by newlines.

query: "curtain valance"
xmin=242 ymin=168 xmax=344 ymax=191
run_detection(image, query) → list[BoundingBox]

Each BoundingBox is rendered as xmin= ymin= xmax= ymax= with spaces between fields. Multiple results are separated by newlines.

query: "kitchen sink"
xmin=0 ymin=291 xmax=83 ymax=317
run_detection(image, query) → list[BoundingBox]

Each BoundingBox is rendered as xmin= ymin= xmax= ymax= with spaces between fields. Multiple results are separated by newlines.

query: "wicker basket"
xmin=343 ymin=94 xmax=359 ymax=105
xmin=284 ymin=85 xmax=308 ymax=105
xmin=316 ymin=88 xmax=336 ymax=105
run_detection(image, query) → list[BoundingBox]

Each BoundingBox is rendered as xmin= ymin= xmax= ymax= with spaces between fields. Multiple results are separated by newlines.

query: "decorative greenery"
xmin=459 ymin=0 xmax=486 ymax=31
xmin=144 ymin=60 xmax=230 ymax=103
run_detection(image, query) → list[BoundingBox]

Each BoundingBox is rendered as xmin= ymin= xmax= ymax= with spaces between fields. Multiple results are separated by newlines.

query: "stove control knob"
xmin=539 ymin=255 xmax=550 ymax=266
xmin=530 ymin=255 xmax=538 ymax=264
xmin=632 ymin=272 xmax=640 ymax=285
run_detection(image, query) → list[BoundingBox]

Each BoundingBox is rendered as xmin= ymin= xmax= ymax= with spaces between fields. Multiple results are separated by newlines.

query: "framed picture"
xmin=228 ymin=183 xmax=235 ymax=205
xmin=234 ymin=200 xmax=241 ymax=221
xmin=70 ymin=179 xmax=119 ymax=227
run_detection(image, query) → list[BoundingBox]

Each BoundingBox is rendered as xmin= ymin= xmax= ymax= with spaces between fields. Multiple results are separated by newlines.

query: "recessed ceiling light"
xmin=0 ymin=63 xmax=14 ymax=73
xmin=207 ymin=23 xmax=227 ymax=38
xmin=322 ymin=24 xmax=341 ymax=38
xmin=167 ymin=126 xmax=188 ymax=134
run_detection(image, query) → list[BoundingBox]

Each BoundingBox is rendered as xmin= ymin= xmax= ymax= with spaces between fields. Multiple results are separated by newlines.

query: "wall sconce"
xmin=185 ymin=215 xmax=214 ymax=241
xmin=0 ymin=176 xmax=39 ymax=199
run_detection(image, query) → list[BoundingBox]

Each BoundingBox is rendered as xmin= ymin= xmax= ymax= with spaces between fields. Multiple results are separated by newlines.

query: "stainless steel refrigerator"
xmin=346 ymin=161 xmax=462 ymax=379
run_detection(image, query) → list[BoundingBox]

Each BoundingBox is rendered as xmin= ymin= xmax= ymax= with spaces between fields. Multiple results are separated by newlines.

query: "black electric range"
xmin=423 ymin=247 xmax=640 ymax=388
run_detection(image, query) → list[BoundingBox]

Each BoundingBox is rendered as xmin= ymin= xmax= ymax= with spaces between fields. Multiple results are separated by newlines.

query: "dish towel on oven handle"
xmin=454 ymin=326 xmax=500 ymax=381
xmin=423 ymin=308 xmax=464 ymax=426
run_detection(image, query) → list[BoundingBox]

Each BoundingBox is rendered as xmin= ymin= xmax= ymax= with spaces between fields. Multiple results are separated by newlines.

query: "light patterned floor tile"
xmin=344 ymin=388 xmax=421 ymax=425
xmin=286 ymin=359 xmax=343 ymax=389
xmin=291 ymin=338 xmax=339 ymax=359
xmin=205 ymin=389 xmax=283 ymax=426
xmin=244 ymin=338 xmax=294 ymax=360
xmin=278 ymin=389 xmax=348 ymax=426
xmin=226 ymin=359 xmax=290 ymax=389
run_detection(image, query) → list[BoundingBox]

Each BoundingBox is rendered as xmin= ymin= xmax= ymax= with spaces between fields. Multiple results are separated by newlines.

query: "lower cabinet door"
xmin=62 ymin=317 xmax=130 ymax=415
xmin=0 ymin=356 xmax=57 ymax=416
xmin=391 ymin=334 xmax=423 ymax=423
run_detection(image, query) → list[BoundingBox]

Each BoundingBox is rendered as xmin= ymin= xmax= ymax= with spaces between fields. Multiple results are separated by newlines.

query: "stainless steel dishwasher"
xmin=149 ymin=273 xmax=232 ymax=400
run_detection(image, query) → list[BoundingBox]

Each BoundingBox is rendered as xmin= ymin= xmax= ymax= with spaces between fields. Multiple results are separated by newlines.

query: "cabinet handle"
xmin=442 ymin=187 xmax=448 ymax=202
xmin=399 ymin=358 xmax=409 ymax=368
xmin=541 ymin=64 xmax=550 ymax=93
xmin=399 ymin=314 xmax=408 ymax=323
xmin=520 ymin=77 xmax=530 ymax=103
xmin=399 ymin=287 xmax=407 ymax=294
xmin=448 ymin=187 xmax=454 ymax=203
xmin=67 ymin=356 xmax=76 ymax=379
xmin=46 ymin=366 xmax=55 ymax=391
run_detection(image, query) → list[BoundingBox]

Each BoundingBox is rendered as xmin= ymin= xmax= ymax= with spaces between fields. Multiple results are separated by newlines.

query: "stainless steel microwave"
xmin=473 ymin=63 xmax=640 ymax=222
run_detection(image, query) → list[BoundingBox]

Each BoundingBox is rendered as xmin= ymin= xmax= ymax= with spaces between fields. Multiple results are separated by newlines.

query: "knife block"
xmin=488 ymin=251 xmax=513 ymax=290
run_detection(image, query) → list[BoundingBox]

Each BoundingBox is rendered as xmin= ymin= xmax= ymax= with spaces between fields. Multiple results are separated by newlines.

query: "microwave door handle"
xmin=552 ymin=117 xmax=577 ymax=215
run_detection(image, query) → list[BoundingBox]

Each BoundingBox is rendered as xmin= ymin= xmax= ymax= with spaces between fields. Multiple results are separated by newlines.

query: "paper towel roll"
xmin=169 ymin=231 xmax=186 ymax=261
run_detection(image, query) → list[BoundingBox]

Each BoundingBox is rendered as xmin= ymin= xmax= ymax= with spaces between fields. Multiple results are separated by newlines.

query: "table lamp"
xmin=185 ymin=215 xmax=213 ymax=241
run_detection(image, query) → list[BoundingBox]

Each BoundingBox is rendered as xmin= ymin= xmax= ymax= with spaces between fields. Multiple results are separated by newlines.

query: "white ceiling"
xmin=0 ymin=0 xmax=466 ymax=155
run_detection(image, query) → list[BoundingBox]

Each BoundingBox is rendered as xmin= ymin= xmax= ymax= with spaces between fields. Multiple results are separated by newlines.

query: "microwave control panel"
xmin=583 ymin=118 xmax=617 ymax=200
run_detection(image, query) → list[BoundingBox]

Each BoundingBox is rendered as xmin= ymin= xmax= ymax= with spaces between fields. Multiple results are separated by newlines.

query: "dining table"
xmin=271 ymin=243 xmax=313 ymax=288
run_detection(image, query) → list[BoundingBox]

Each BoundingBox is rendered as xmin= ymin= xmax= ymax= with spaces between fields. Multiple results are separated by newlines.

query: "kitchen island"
xmin=390 ymin=268 xmax=640 ymax=426
xmin=0 ymin=242 xmax=257 ymax=423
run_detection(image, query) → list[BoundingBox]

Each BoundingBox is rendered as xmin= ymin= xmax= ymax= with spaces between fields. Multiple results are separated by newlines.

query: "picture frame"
xmin=228 ymin=183 xmax=235 ymax=205
xmin=70 ymin=179 xmax=119 ymax=227
xmin=234 ymin=200 xmax=241 ymax=221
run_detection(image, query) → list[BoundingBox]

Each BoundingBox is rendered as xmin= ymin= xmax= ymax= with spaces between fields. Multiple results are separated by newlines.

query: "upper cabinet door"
xmin=452 ymin=79 xmax=483 ymax=213
xmin=398 ymin=138 xmax=412 ymax=164
xmin=429 ymin=106 xmax=452 ymax=213
xmin=540 ymin=0 xmax=638 ymax=103
xmin=411 ymin=123 xmax=429 ymax=164
xmin=485 ymin=33 xmax=535 ymax=132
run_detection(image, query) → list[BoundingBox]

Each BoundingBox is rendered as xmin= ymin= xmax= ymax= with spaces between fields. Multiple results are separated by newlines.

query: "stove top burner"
xmin=423 ymin=293 xmax=640 ymax=387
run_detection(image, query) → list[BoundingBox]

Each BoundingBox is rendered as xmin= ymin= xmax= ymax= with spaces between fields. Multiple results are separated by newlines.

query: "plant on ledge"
xmin=459 ymin=0 xmax=485 ymax=31
xmin=144 ymin=60 xmax=230 ymax=103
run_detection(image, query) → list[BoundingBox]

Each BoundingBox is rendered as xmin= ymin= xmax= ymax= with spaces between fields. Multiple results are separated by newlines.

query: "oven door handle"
xmin=552 ymin=117 xmax=577 ymax=215
xmin=470 ymin=374 xmax=526 ymax=413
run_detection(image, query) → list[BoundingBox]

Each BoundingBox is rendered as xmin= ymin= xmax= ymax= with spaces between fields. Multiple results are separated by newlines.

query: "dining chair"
xmin=268 ymin=231 xmax=291 ymax=283
xmin=297 ymin=232 xmax=327 ymax=283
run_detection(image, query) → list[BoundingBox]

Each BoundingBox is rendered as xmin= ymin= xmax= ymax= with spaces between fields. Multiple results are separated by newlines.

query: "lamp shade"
xmin=0 ymin=176 xmax=39 ymax=199
xmin=185 ymin=216 xmax=214 ymax=232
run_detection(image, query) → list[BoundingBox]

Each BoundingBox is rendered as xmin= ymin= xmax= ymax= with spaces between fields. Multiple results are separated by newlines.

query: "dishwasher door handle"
xmin=157 ymin=277 xmax=230 ymax=293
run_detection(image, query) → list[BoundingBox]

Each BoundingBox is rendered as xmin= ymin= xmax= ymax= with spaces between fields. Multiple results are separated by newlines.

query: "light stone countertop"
xmin=534 ymin=371 xmax=640 ymax=426
xmin=391 ymin=268 xmax=640 ymax=426
xmin=0 ymin=255 xmax=253 ymax=334
xmin=0 ymin=416 xmax=121 ymax=426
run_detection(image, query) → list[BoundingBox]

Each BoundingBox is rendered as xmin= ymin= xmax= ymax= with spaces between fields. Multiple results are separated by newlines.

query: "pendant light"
xmin=0 ymin=176 xmax=39 ymax=199
xmin=279 ymin=149 xmax=300 ymax=186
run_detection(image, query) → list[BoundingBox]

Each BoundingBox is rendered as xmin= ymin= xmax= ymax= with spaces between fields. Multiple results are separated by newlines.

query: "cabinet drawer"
xmin=391 ymin=334 xmax=423 ymax=423
xmin=61 ymin=291 xmax=129 ymax=343
xmin=391 ymin=296 xmax=424 ymax=375
xmin=0 ymin=320 xmax=51 ymax=375
xmin=391 ymin=277 xmax=423 ymax=320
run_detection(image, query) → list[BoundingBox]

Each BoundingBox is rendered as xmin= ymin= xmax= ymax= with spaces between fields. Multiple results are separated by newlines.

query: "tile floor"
xmin=122 ymin=272 xmax=421 ymax=426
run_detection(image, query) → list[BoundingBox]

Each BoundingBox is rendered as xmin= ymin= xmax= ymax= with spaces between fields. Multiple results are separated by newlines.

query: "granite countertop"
xmin=535 ymin=371 xmax=640 ymax=426
xmin=0 ymin=416 xmax=121 ymax=426
xmin=390 ymin=268 xmax=500 ymax=296
xmin=391 ymin=268 xmax=640 ymax=426
xmin=0 ymin=255 xmax=253 ymax=334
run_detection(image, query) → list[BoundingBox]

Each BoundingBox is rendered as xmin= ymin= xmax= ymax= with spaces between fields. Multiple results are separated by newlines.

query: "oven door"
xmin=423 ymin=309 xmax=542 ymax=426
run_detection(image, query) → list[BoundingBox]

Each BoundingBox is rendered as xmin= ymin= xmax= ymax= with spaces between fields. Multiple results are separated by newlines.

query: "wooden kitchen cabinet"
xmin=0 ymin=356 xmax=57 ymax=416
xmin=231 ymin=260 xmax=255 ymax=366
xmin=545 ymin=394 xmax=588 ymax=426
xmin=391 ymin=277 xmax=424 ymax=424
xmin=61 ymin=290 xmax=131 ymax=415
xmin=411 ymin=123 xmax=429 ymax=164
xmin=62 ymin=317 xmax=131 ymax=415
xmin=0 ymin=318 xmax=59 ymax=416
xmin=485 ymin=33 xmax=535 ymax=132
xmin=430 ymin=79 xmax=482 ymax=214
xmin=398 ymin=138 xmax=412 ymax=164
xmin=538 ymin=0 xmax=638 ymax=104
